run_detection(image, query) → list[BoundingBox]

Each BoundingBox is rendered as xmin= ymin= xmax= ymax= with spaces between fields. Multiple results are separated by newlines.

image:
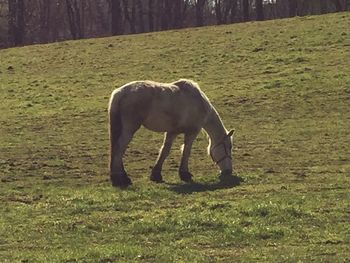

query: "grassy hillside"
xmin=1 ymin=12 xmax=350 ymax=262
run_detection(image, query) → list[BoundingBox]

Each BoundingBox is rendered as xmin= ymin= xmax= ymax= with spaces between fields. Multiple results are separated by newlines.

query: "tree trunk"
xmin=229 ymin=0 xmax=237 ymax=23
xmin=137 ymin=0 xmax=145 ymax=33
xmin=242 ymin=0 xmax=249 ymax=21
xmin=160 ymin=0 xmax=171 ymax=30
xmin=173 ymin=0 xmax=184 ymax=29
xmin=319 ymin=0 xmax=327 ymax=14
xmin=148 ymin=0 xmax=154 ymax=31
xmin=195 ymin=0 xmax=206 ymax=27
xmin=214 ymin=0 xmax=223 ymax=25
xmin=331 ymin=0 xmax=343 ymax=11
xmin=8 ymin=0 xmax=25 ymax=46
xmin=111 ymin=0 xmax=122 ymax=35
xmin=96 ymin=1 xmax=109 ymax=34
xmin=66 ymin=0 xmax=77 ymax=39
xmin=38 ymin=0 xmax=51 ymax=43
xmin=122 ymin=0 xmax=136 ymax=34
xmin=288 ymin=0 xmax=297 ymax=17
xmin=256 ymin=0 xmax=264 ymax=21
xmin=74 ymin=0 xmax=83 ymax=38
xmin=80 ymin=1 xmax=85 ymax=37
xmin=154 ymin=0 xmax=161 ymax=30
xmin=346 ymin=0 xmax=350 ymax=11
xmin=131 ymin=0 xmax=136 ymax=33
xmin=50 ymin=1 xmax=61 ymax=42
xmin=66 ymin=0 xmax=82 ymax=39
xmin=222 ymin=0 xmax=232 ymax=24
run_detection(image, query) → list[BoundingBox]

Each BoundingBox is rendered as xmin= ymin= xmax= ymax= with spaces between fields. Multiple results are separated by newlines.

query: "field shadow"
xmin=167 ymin=175 xmax=243 ymax=194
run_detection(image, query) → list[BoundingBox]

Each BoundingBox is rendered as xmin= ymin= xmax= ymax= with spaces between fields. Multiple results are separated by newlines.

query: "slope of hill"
xmin=0 ymin=12 xmax=349 ymax=262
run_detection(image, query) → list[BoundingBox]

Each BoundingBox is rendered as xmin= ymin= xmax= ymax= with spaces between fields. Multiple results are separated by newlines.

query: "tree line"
xmin=0 ymin=0 xmax=349 ymax=48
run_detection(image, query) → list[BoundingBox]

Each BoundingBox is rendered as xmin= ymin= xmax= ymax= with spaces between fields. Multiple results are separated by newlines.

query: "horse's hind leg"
xmin=179 ymin=131 xmax=199 ymax=182
xmin=110 ymin=126 xmax=139 ymax=187
xmin=150 ymin=132 xmax=177 ymax=183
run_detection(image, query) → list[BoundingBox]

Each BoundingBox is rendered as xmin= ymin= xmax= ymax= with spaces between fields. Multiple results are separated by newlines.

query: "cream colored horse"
xmin=108 ymin=79 xmax=235 ymax=187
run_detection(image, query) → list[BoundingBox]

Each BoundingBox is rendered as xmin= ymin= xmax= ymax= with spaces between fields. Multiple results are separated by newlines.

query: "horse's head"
xmin=210 ymin=129 xmax=234 ymax=176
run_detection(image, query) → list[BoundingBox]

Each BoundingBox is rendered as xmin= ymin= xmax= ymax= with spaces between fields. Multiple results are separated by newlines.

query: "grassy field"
xmin=1 ymin=12 xmax=350 ymax=262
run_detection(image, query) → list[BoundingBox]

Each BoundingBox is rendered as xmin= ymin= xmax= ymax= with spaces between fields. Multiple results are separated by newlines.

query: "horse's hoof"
xmin=219 ymin=174 xmax=242 ymax=186
xmin=111 ymin=175 xmax=132 ymax=188
xmin=150 ymin=169 xmax=163 ymax=183
xmin=179 ymin=171 xmax=193 ymax=183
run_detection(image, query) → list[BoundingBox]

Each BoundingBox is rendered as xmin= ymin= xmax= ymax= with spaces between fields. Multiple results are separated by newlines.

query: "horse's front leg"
xmin=150 ymin=132 xmax=177 ymax=183
xmin=179 ymin=131 xmax=199 ymax=182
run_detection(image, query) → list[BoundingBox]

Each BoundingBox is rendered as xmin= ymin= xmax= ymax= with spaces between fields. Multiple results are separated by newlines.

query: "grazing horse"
xmin=108 ymin=79 xmax=235 ymax=187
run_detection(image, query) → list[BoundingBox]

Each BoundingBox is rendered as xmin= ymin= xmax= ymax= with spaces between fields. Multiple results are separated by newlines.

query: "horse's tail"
xmin=108 ymin=89 xmax=123 ymax=174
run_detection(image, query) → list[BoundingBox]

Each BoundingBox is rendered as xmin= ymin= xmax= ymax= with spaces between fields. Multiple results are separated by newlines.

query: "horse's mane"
xmin=172 ymin=79 xmax=212 ymax=107
xmin=171 ymin=79 xmax=223 ymax=157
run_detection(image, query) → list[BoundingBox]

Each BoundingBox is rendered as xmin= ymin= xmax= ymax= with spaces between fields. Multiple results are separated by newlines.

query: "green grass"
xmin=1 ymin=12 xmax=350 ymax=262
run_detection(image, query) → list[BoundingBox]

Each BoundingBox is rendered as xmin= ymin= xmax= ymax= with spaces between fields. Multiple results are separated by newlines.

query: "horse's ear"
xmin=227 ymin=129 xmax=235 ymax=137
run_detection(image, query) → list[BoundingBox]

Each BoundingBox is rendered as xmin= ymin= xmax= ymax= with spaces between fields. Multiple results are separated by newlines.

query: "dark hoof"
xmin=179 ymin=171 xmax=193 ymax=183
xmin=111 ymin=174 xmax=132 ymax=188
xmin=150 ymin=169 xmax=163 ymax=183
xmin=219 ymin=174 xmax=242 ymax=186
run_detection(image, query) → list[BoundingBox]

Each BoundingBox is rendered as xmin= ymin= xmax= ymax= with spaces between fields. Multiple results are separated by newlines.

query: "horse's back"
xmin=113 ymin=79 xmax=212 ymax=133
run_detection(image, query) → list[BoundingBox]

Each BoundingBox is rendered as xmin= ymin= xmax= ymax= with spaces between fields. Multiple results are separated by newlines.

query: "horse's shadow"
xmin=166 ymin=175 xmax=243 ymax=194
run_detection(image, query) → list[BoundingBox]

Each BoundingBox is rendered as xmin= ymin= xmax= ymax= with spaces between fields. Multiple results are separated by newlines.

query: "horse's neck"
xmin=203 ymin=109 xmax=227 ymax=144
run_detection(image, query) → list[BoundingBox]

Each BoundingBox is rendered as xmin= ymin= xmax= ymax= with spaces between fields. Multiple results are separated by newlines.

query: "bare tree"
xmin=256 ymin=0 xmax=264 ymax=20
xmin=160 ymin=0 xmax=170 ymax=30
xmin=95 ymin=1 xmax=109 ymax=34
xmin=122 ymin=0 xmax=136 ymax=34
xmin=148 ymin=0 xmax=154 ymax=31
xmin=214 ymin=0 xmax=223 ymax=24
xmin=8 ymin=0 xmax=25 ymax=46
xmin=242 ymin=0 xmax=250 ymax=21
xmin=37 ymin=0 xmax=51 ymax=43
xmin=66 ymin=0 xmax=83 ymax=39
xmin=195 ymin=0 xmax=206 ymax=27
xmin=228 ymin=0 xmax=238 ymax=23
xmin=136 ymin=0 xmax=145 ymax=33
xmin=319 ymin=0 xmax=327 ymax=14
xmin=172 ymin=0 xmax=188 ymax=28
xmin=2 ymin=0 xmax=349 ymax=48
xmin=213 ymin=0 xmax=235 ymax=24
xmin=111 ymin=0 xmax=122 ymax=35
xmin=331 ymin=0 xmax=343 ymax=11
xmin=288 ymin=0 xmax=297 ymax=17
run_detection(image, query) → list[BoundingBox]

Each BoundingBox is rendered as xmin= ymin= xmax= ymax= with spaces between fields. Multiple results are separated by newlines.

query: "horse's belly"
xmin=142 ymin=110 xmax=202 ymax=133
xmin=142 ymin=112 xmax=177 ymax=132
xmin=141 ymin=97 xmax=206 ymax=133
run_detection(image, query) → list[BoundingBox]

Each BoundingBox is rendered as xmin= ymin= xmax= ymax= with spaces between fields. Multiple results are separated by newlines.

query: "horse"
xmin=108 ymin=79 xmax=235 ymax=187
